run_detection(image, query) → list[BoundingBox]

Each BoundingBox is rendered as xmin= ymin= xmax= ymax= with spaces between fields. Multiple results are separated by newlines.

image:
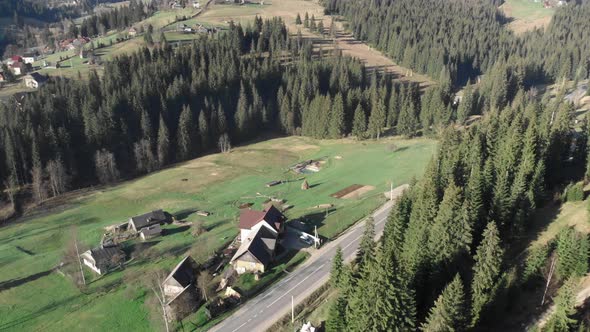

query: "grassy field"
xmin=500 ymin=0 xmax=555 ymax=34
xmin=0 ymin=136 xmax=435 ymax=331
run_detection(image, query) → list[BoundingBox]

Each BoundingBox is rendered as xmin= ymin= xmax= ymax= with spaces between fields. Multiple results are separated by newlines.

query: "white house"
xmin=23 ymin=73 xmax=47 ymax=89
xmin=22 ymin=54 xmax=36 ymax=64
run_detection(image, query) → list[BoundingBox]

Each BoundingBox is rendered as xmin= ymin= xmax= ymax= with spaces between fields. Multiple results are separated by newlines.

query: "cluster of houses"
xmin=58 ymin=37 xmax=91 ymax=52
xmin=81 ymin=210 xmax=170 ymax=275
xmin=230 ymin=205 xmax=286 ymax=274
xmin=170 ymin=1 xmax=201 ymax=9
xmin=177 ymin=23 xmax=218 ymax=34
xmin=0 ymin=54 xmax=49 ymax=89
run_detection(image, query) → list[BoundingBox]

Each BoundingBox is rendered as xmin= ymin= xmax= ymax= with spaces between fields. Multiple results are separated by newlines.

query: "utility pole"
xmin=291 ymin=295 xmax=294 ymax=324
xmin=390 ymin=181 xmax=394 ymax=201
xmin=314 ymin=225 xmax=319 ymax=249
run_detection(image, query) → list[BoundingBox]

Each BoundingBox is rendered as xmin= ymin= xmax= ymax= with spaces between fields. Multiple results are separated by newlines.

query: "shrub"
xmin=564 ymin=182 xmax=584 ymax=202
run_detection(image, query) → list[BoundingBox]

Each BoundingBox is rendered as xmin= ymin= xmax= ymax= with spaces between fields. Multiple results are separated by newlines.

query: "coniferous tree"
xmin=329 ymin=93 xmax=345 ymax=138
xmin=177 ymin=105 xmax=196 ymax=161
xmin=545 ymin=278 xmax=578 ymax=331
xmin=326 ymin=295 xmax=347 ymax=332
xmin=356 ymin=217 xmax=375 ymax=270
xmin=331 ymin=246 xmax=344 ymax=288
xmin=471 ymin=221 xmax=503 ymax=326
xmin=397 ymin=98 xmax=418 ymax=137
xmin=556 ymin=227 xmax=589 ymax=279
xmin=352 ymin=104 xmax=367 ymax=139
xmin=295 ymin=13 xmax=302 ymax=25
xmin=304 ymin=12 xmax=310 ymax=28
xmin=157 ymin=115 xmax=170 ymax=167
xmin=368 ymin=98 xmax=387 ymax=139
xmin=421 ymin=274 xmax=467 ymax=332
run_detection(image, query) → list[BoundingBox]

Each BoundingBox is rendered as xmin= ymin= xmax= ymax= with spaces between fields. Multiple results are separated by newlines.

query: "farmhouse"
xmin=128 ymin=27 xmax=137 ymax=37
xmin=163 ymin=256 xmax=200 ymax=321
xmin=23 ymin=73 xmax=48 ymax=89
xmin=6 ymin=55 xmax=22 ymax=66
xmin=238 ymin=205 xmax=286 ymax=241
xmin=127 ymin=209 xmax=170 ymax=233
xmin=231 ymin=224 xmax=277 ymax=274
xmin=80 ymin=245 xmax=125 ymax=274
xmin=9 ymin=62 xmax=26 ymax=76
xmin=139 ymin=224 xmax=162 ymax=240
xmin=22 ymin=53 xmax=36 ymax=64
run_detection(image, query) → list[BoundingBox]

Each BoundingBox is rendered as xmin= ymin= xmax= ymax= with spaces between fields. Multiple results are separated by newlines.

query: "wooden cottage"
xmin=231 ymin=224 xmax=277 ymax=274
xmin=80 ymin=246 xmax=125 ymax=275
xmin=238 ymin=205 xmax=285 ymax=241
xmin=163 ymin=256 xmax=200 ymax=321
xmin=128 ymin=210 xmax=169 ymax=233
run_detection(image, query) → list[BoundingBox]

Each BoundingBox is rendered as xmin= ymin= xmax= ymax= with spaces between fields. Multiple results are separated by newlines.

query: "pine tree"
xmin=304 ymin=12 xmax=310 ymax=28
xmin=397 ymin=97 xmax=418 ymax=137
xmin=326 ymin=295 xmax=347 ymax=332
xmin=348 ymin=249 xmax=416 ymax=331
xmin=545 ymin=278 xmax=578 ymax=331
xmin=428 ymin=182 xmax=471 ymax=266
xmin=352 ymin=104 xmax=366 ymax=139
xmin=356 ymin=217 xmax=375 ymax=270
xmin=471 ymin=221 xmax=504 ymax=327
xmin=421 ymin=274 xmax=467 ymax=332
xmin=331 ymin=246 xmax=344 ymax=288
xmin=157 ymin=115 xmax=170 ymax=167
xmin=295 ymin=13 xmax=302 ymax=25
xmin=368 ymin=97 xmax=387 ymax=139
xmin=329 ymin=93 xmax=345 ymax=138
xmin=556 ymin=227 xmax=589 ymax=279
xmin=383 ymin=191 xmax=412 ymax=257
xmin=199 ymin=110 xmax=210 ymax=150
xmin=177 ymin=105 xmax=196 ymax=161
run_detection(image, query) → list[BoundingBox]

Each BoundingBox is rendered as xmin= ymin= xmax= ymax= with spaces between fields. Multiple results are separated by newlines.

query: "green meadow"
xmin=0 ymin=136 xmax=435 ymax=331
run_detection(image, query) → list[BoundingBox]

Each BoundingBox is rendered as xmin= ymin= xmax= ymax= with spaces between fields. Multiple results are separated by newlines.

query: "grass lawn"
xmin=500 ymin=0 xmax=555 ymax=33
xmin=0 ymin=136 xmax=435 ymax=331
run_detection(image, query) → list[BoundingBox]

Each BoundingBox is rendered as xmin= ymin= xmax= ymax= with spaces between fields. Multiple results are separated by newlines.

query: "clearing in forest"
xmin=500 ymin=0 xmax=555 ymax=34
xmin=0 ymin=136 xmax=435 ymax=331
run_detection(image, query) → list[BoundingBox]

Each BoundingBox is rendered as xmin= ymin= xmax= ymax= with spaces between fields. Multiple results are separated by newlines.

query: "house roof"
xmin=130 ymin=209 xmax=168 ymax=229
xmin=163 ymin=256 xmax=197 ymax=287
xmin=140 ymin=224 xmax=162 ymax=236
xmin=26 ymin=72 xmax=48 ymax=83
xmin=11 ymin=55 xmax=22 ymax=62
xmin=238 ymin=205 xmax=285 ymax=231
xmin=85 ymin=246 xmax=125 ymax=265
xmin=231 ymin=225 xmax=277 ymax=266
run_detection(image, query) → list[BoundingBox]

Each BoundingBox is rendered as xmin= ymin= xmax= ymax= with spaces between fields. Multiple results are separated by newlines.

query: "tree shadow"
xmin=164 ymin=225 xmax=190 ymax=236
xmin=0 ymin=294 xmax=81 ymax=330
xmin=0 ymin=268 xmax=53 ymax=292
xmin=15 ymin=246 xmax=35 ymax=256
xmin=175 ymin=209 xmax=198 ymax=221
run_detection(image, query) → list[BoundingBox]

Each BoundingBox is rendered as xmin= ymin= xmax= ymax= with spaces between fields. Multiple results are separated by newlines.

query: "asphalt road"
xmin=209 ymin=192 xmax=402 ymax=332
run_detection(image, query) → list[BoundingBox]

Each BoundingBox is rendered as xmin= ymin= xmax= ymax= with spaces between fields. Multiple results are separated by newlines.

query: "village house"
xmin=230 ymin=224 xmax=278 ymax=274
xmin=127 ymin=209 xmax=170 ymax=233
xmin=23 ymin=73 xmax=48 ymax=89
xmin=139 ymin=224 xmax=162 ymax=240
xmin=6 ymin=55 xmax=22 ymax=66
xmin=192 ymin=1 xmax=200 ymax=8
xmin=128 ymin=27 xmax=137 ymax=37
xmin=22 ymin=53 xmax=36 ymax=64
xmin=9 ymin=62 xmax=26 ymax=76
xmin=80 ymin=245 xmax=125 ymax=275
xmin=238 ymin=205 xmax=286 ymax=241
xmin=163 ymin=256 xmax=201 ymax=321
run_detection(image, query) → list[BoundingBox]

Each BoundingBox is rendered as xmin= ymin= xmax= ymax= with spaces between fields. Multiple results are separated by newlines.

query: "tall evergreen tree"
xmin=352 ymin=104 xmax=366 ymax=139
xmin=329 ymin=93 xmax=345 ymax=138
xmin=421 ymin=274 xmax=467 ymax=332
xmin=331 ymin=246 xmax=344 ymax=288
xmin=471 ymin=221 xmax=504 ymax=326
xmin=157 ymin=115 xmax=170 ymax=167
xmin=356 ymin=217 xmax=375 ymax=271
xmin=176 ymin=105 xmax=196 ymax=161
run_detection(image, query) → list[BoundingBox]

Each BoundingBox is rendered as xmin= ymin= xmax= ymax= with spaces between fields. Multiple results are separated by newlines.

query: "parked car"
xmin=299 ymin=234 xmax=313 ymax=245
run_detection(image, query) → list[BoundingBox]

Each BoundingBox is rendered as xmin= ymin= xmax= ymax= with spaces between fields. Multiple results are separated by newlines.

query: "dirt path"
xmin=196 ymin=0 xmax=434 ymax=89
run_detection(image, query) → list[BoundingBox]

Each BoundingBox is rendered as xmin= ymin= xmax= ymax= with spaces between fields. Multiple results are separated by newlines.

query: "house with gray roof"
xmin=127 ymin=210 xmax=170 ymax=233
xmin=80 ymin=245 xmax=125 ymax=275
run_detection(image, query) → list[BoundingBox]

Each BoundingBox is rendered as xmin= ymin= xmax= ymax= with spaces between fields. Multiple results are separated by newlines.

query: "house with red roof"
xmin=230 ymin=205 xmax=286 ymax=274
xmin=238 ymin=205 xmax=286 ymax=241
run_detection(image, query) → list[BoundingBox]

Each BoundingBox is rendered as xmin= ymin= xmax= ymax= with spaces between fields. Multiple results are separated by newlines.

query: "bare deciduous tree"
xmin=31 ymin=165 xmax=48 ymax=203
xmin=63 ymin=226 xmax=86 ymax=287
xmin=46 ymin=158 xmax=69 ymax=197
xmin=197 ymin=270 xmax=213 ymax=302
xmin=94 ymin=149 xmax=121 ymax=184
xmin=218 ymin=133 xmax=231 ymax=153
xmin=146 ymin=271 xmax=170 ymax=332
xmin=3 ymin=172 xmax=19 ymax=213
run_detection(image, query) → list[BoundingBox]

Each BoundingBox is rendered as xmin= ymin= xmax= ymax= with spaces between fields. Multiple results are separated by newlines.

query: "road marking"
xmin=231 ymin=322 xmax=248 ymax=332
xmin=266 ymin=263 xmax=326 ymax=308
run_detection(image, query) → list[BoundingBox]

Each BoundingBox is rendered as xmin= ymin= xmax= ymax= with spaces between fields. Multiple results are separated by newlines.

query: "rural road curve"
xmin=209 ymin=185 xmax=408 ymax=332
